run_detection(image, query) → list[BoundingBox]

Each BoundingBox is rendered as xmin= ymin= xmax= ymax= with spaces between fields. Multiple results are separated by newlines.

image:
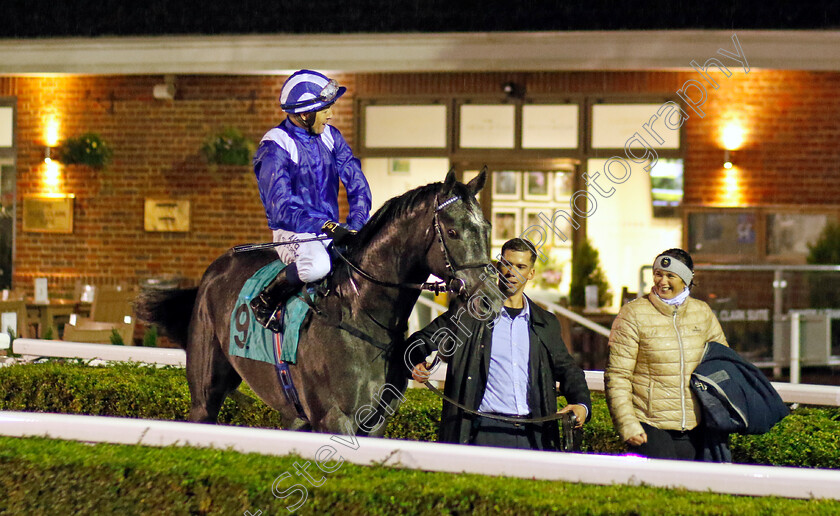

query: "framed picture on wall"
xmin=524 ymin=171 xmax=552 ymax=201
xmin=493 ymin=171 xmax=520 ymax=200
xmin=554 ymin=171 xmax=574 ymax=202
xmin=388 ymin=158 xmax=411 ymax=175
xmin=522 ymin=208 xmax=550 ymax=247
xmin=527 ymin=207 xmax=574 ymax=246
xmin=491 ymin=208 xmax=520 ymax=245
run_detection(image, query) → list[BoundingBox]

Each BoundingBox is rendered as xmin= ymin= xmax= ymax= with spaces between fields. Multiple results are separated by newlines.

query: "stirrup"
xmin=262 ymin=307 xmax=283 ymax=333
xmin=250 ymin=296 xmax=283 ymax=333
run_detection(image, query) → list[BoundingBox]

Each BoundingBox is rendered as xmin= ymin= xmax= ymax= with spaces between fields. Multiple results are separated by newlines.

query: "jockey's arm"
xmin=332 ymin=129 xmax=372 ymax=231
xmin=255 ymin=141 xmax=326 ymax=234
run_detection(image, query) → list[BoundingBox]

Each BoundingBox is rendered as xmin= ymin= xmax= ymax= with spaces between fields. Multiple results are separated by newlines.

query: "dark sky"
xmin=3 ymin=1 xmax=839 ymax=38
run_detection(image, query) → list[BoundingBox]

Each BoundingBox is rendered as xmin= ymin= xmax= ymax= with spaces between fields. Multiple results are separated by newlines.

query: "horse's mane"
xmin=352 ymin=180 xmax=449 ymax=249
xmin=327 ymin=178 xmax=470 ymax=290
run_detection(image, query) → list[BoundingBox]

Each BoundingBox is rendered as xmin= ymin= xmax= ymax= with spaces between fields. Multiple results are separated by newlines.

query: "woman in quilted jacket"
xmin=605 ymin=248 xmax=727 ymax=460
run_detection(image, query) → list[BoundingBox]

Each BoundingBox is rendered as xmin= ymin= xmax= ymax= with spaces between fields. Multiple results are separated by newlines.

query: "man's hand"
xmin=411 ymin=362 xmax=430 ymax=383
xmin=559 ymin=404 xmax=587 ymax=428
xmin=321 ymin=221 xmax=355 ymax=245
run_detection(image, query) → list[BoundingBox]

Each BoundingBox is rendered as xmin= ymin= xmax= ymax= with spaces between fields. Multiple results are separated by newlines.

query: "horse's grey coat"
xmin=135 ymin=171 xmax=489 ymax=436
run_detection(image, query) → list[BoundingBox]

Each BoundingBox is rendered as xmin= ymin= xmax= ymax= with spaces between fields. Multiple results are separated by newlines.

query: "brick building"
xmin=0 ymin=28 xmax=839 ymax=361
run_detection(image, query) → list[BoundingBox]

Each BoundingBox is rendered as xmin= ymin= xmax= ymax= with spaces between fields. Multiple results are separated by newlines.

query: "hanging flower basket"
xmin=58 ymin=132 xmax=113 ymax=169
xmin=200 ymin=127 xmax=255 ymax=167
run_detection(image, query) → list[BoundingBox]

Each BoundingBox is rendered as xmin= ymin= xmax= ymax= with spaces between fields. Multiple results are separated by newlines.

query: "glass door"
xmin=458 ymin=162 xmax=578 ymax=301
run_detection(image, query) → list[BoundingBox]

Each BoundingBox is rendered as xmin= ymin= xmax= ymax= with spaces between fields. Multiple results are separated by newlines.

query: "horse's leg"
xmin=319 ymin=406 xmax=356 ymax=435
xmin=186 ymin=303 xmax=242 ymax=423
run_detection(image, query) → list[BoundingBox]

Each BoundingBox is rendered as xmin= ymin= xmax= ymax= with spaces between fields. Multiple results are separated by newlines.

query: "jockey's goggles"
xmin=282 ymin=79 xmax=341 ymax=111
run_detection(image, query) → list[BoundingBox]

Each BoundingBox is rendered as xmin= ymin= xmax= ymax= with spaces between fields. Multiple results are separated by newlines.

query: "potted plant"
xmin=200 ymin=127 xmax=255 ymax=167
xmin=568 ymin=238 xmax=612 ymax=309
xmin=59 ymin=132 xmax=113 ymax=169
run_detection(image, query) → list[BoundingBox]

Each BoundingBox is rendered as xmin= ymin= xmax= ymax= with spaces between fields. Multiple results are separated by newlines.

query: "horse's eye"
xmin=447 ymin=229 xmax=459 ymax=239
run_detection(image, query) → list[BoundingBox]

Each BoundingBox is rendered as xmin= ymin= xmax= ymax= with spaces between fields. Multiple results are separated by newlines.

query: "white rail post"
xmin=790 ymin=312 xmax=800 ymax=384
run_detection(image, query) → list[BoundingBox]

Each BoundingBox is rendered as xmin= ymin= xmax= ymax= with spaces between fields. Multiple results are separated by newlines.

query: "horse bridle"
xmin=333 ymin=194 xmax=490 ymax=296
xmin=431 ymin=194 xmax=491 ymax=296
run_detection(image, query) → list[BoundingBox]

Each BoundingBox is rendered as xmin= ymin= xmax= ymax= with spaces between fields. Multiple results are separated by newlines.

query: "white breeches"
xmin=272 ymin=229 xmax=332 ymax=283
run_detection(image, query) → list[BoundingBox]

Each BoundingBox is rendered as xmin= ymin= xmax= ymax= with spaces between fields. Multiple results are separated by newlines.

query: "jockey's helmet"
xmin=279 ymin=70 xmax=346 ymax=114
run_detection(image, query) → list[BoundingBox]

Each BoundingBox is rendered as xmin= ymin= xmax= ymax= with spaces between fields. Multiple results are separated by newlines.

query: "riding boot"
xmin=250 ymin=263 xmax=304 ymax=333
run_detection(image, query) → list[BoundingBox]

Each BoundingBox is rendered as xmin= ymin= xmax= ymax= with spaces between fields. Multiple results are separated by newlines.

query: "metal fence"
xmin=639 ymin=264 xmax=840 ymax=376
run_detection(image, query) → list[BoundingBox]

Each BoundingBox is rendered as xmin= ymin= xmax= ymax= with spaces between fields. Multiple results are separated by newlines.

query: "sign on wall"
xmin=144 ymin=199 xmax=190 ymax=232
xmin=22 ymin=194 xmax=74 ymax=233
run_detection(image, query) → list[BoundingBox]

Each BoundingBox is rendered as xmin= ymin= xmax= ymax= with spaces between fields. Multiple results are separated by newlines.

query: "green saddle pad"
xmin=229 ymin=260 xmax=310 ymax=364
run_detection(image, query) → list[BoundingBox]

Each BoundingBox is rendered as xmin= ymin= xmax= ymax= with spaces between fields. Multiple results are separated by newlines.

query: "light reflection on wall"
xmin=718 ymin=120 xmax=746 ymax=206
xmin=39 ymin=79 xmax=66 ymax=194
xmin=720 ymin=166 xmax=742 ymax=206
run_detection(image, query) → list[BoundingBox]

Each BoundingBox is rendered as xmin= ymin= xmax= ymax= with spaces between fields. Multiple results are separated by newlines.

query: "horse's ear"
xmin=444 ymin=168 xmax=457 ymax=188
xmin=466 ymin=168 xmax=487 ymax=195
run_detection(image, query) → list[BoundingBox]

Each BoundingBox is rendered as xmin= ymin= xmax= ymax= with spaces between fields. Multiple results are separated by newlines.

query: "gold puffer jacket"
xmin=605 ymin=290 xmax=728 ymax=441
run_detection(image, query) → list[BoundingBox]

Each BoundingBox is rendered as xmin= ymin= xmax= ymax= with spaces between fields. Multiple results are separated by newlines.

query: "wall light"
xmin=723 ymin=149 xmax=733 ymax=169
xmin=722 ymin=123 xmax=743 ymax=170
xmin=722 ymin=125 xmax=744 ymax=150
xmin=44 ymin=145 xmax=57 ymax=164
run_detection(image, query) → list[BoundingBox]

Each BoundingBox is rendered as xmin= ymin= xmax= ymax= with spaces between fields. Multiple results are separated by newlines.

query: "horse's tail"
xmin=133 ymin=288 xmax=198 ymax=349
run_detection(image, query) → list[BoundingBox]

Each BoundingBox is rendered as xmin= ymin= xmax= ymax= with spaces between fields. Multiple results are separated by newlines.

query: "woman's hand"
xmin=626 ymin=432 xmax=647 ymax=446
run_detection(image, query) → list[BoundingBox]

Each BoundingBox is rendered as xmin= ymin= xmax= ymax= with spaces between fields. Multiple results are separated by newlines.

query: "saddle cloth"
xmin=228 ymin=260 xmax=309 ymax=364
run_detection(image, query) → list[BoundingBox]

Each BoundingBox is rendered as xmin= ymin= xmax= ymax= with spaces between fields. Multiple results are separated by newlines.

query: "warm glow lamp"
xmin=722 ymin=124 xmax=744 ymax=169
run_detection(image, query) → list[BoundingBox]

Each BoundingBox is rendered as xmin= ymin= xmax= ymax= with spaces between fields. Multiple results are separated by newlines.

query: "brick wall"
xmin=4 ymin=70 xmax=840 ymax=297
xmin=3 ymin=73 xmax=355 ymax=297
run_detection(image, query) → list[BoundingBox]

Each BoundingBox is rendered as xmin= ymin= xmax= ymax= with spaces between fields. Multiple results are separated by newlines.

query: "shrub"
xmin=0 ymin=362 xmax=838 ymax=469
xmin=142 ymin=324 xmax=158 ymax=347
xmin=806 ymin=221 xmax=840 ymax=308
xmin=109 ymin=328 xmax=124 ymax=346
xmin=2 ymin=436 xmax=837 ymax=515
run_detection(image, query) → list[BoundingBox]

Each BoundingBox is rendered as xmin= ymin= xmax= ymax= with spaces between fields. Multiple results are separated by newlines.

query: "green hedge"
xmin=0 ymin=362 xmax=838 ymax=469
xmin=2 ymin=436 xmax=839 ymax=515
xmin=0 ymin=361 xmax=282 ymax=429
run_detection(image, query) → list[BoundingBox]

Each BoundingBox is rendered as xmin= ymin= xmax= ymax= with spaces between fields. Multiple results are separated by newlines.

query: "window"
xmin=364 ymin=104 xmax=447 ymax=149
xmin=688 ymin=211 xmax=758 ymax=257
xmin=591 ymin=103 xmax=680 ymax=149
xmin=459 ymin=104 xmax=515 ymax=149
xmin=0 ymin=107 xmax=12 ymax=148
xmin=766 ymin=213 xmax=832 ymax=258
xmin=522 ymin=104 xmax=578 ymax=149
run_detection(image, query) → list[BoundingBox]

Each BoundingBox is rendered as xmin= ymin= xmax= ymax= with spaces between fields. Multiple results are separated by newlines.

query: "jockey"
xmin=250 ymin=69 xmax=372 ymax=332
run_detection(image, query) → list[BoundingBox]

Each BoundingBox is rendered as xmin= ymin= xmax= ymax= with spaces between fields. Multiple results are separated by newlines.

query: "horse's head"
xmin=425 ymin=169 xmax=492 ymax=301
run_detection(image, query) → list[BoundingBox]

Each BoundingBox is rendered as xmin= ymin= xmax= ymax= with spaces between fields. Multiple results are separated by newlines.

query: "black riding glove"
xmin=321 ymin=221 xmax=356 ymax=245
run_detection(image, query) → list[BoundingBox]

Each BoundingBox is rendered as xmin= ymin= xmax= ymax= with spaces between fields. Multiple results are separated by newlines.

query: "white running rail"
xmin=0 ymin=411 xmax=838 ymax=500
xmin=11 ymin=338 xmax=186 ymax=366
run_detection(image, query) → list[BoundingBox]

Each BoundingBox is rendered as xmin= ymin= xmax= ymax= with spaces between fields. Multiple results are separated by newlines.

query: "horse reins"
xmin=232 ymin=236 xmax=331 ymax=253
xmin=234 ymin=194 xmax=489 ymax=296
xmin=332 ymin=194 xmax=490 ymax=295
xmin=423 ymin=381 xmax=577 ymax=425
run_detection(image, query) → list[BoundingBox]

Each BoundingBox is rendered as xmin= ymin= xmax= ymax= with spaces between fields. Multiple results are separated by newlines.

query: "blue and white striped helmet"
xmin=279 ymin=70 xmax=346 ymax=114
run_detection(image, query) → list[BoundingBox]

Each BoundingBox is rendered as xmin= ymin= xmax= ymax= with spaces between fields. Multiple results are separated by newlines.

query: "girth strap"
xmin=275 ymin=361 xmax=309 ymax=423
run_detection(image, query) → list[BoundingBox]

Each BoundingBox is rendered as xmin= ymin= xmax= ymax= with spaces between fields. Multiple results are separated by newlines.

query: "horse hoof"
xmin=290 ymin=418 xmax=311 ymax=431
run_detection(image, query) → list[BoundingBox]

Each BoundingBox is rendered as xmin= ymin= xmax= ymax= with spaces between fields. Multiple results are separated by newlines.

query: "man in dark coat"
xmin=408 ymin=238 xmax=591 ymax=450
